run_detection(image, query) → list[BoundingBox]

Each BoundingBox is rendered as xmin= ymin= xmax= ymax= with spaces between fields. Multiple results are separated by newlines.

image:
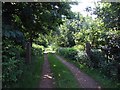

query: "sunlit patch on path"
xmin=39 ymin=53 xmax=55 ymax=88
xmin=56 ymin=55 xmax=101 ymax=89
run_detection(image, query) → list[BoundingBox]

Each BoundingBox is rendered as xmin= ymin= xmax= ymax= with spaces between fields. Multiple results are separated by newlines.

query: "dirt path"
xmin=56 ymin=55 xmax=101 ymax=89
xmin=39 ymin=53 xmax=55 ymax=88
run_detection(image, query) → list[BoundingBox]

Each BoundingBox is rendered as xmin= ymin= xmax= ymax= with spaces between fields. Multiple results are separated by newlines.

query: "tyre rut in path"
xmin=39 ymin=53 xmax=55 ymax=88
xmin=56 ymin=55 xmax=102 ymax=89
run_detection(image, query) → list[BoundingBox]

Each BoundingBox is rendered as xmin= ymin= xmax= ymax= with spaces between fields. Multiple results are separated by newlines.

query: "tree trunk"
xmin=29 ymin=34 xmax=33 ymax=47
xmin=25 ymin=41 xmax=31 ymax=64
xmin=85 ymin=42 xmax=92 ymax=59
xmin=85 ymin=42 xmax=93 ymax=67
xmin=25 ymin=31 xmax=34 ymax=64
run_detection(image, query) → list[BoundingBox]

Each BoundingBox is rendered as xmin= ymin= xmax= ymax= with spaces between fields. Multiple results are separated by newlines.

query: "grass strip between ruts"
xmin=48 ymin=53 xmax=79 ymax=88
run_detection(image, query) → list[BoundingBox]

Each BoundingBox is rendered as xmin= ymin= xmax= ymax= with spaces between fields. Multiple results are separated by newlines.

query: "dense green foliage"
xmin=2 ymin=38 xmax=25 ymax=88
xmin=2 ymin=39 xmax=43 ymax=88
xmin=2 ymin=2 xmax=75 ymax=42
xmin=57 ymin=47 xmax=120 ymax=84
xmin=57 ymin=47 xmax=78 ymax=60
xmin=15 ymin=54 xmax=44 ymax=88
xmin=53 ymin=2 xmax=120 ymax=85
xmin=94 ymin=2 xmax=120 ymax=81
xmin=94 ymin=2 xmax=120 ymax=30
xmin=2 ymin=2 xmax=75 ymax=88
xmin=67 ymin=57 xmax=119 ymax=88
xmin=2 ymin=1 xmax=120 ymax=88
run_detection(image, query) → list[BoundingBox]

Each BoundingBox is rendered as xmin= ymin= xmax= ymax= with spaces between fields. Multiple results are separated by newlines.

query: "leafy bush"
xmin=75 ymin=51 xmax=90 ymax=66
xmin=90 ymin=49 xmax=105 ymax=68
xmin=57 ymin=47 xmax=78 ymax=60
xmin=2 ymin=39 xmax=25 ymax=88
xmin=2 ymin=57 xmax=24 ymax=88
xmin=57 ymin=47 xmax=120 ymax=82
xmin=57 ymin=48 xmax=91 ymax=66
xmin=32 ymin=48 xmax=43 ymax=56
xmin=90 ymin=49 xmax=118 ymax=80
xmin=32 ymin=43 xmax=44 ymax=56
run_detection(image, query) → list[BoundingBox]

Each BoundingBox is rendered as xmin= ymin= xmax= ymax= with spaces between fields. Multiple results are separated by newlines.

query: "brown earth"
xmin=39 ymin=53 xmax=55 ymax=88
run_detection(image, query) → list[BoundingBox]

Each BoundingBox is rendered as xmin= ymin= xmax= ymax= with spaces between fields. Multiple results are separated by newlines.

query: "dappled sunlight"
xmin=44 ymin=47 xmax=56 ymax=54
xmin=53 ymin=64 xmax=56 ymax=67
xmin=44 ymin=51 xmax=56 ymax=54
xmin=98 ymin=86 xmax=101 ymax=89
xmin=43 ymin=74 xmax=53 ymax=79
xmin=3 ymin=1 xmax=120 ymax=88
xmin=58 ymin=74 xmax=61 ymax=77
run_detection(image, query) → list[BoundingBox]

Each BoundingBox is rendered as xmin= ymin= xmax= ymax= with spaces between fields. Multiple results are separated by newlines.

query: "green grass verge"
xmin=48 ymin=53 xmax=79 ymax=88
xmin=59 ymin=55 xmax=119 ymax=88
xmin=14 ymin=54 xmax=44 ymax=88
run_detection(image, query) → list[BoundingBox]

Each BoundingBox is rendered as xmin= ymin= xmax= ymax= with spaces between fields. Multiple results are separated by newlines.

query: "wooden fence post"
xmin=85 ymin=42 xmax=92 ymax=67
xmin=85 ymin=42 xmax=92 ymax=59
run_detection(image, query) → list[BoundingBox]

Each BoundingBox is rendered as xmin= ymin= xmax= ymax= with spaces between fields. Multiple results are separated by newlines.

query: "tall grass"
xmin=14 ymin=54 xmax=44 ymax=88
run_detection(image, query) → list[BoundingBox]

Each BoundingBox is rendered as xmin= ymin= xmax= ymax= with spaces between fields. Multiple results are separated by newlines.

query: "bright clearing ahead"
xmin=70 ymin=0 xmax=101 ymax=18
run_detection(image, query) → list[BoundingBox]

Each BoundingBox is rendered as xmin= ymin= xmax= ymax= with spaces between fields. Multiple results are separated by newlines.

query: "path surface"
xmin=39 ymin=53 xmax=55 ymax=88
xmin=56 ymin=55 xmax=101 ymax=89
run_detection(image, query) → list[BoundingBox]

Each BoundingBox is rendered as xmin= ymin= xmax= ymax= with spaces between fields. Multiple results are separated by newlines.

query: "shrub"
xmin=57 ymin=47 xmax=120 ymax=82
xmin=57 ymin=47 xmax=78 ymax=60
xmin=32 ymin=48 xmax=43 ymax=56
xmin=2 ymin=57 xmax=24 ymax=88
xmin=91 ymin=49 xmax=104 ymax=68
xmin=2 ymin=39 xmax=25 ymax=88
xmin=75 ymin=51 xmax=91 ymax=66
xmin=90 ymin=49 xmax=118 ymax=80
xmin=57 ymin=48 xmax=90 ymax=66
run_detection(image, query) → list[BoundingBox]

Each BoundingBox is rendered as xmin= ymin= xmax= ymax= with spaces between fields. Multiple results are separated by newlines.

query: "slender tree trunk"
xmin=25 ymin=32 xmax=33 ymax=64
xmin=85 ymin=42 xmax=93 ymax=67
xmin=25 ymin=41 xmax=31 ymax=64
xmin=29 ymin=31 xmax=33 ymax=47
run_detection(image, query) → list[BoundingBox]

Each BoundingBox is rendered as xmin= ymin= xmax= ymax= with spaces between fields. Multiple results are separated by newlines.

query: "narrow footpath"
xmin=56 ymin=55 xmax=101 ymax=89
xmin=39 ymin=53 xmax=55 ymax=88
